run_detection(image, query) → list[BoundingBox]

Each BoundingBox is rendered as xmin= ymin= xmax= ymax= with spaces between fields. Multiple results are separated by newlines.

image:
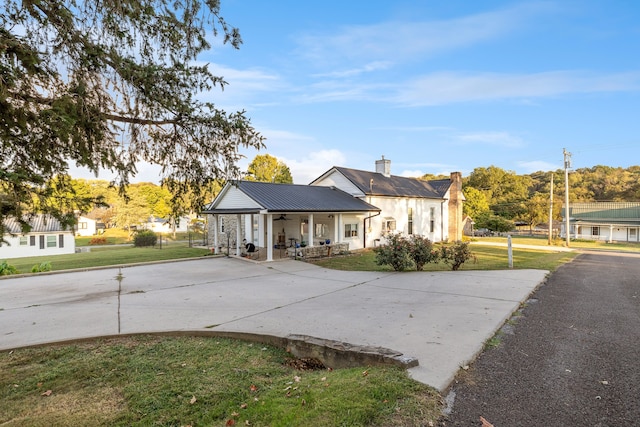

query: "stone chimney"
xmin=375 ymin=156 xmax=391 ymax=177
xmin=448 ymin=172 xmax=463 ymax=241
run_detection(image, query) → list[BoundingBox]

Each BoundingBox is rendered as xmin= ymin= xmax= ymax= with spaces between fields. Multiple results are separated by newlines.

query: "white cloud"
xmin=456 ymin=131 xmax=525 ymax=148
xmin=393 ymin=71 xmax=640 ymax=106
xmin=399 ymin=169 xmax=426 ymax=178
xmin=312 ymin=61 xmax=393 ymax=78
xmin=297 ymin=3 xmax=554 ymax=67
xmin=279 ymin=149 xmax=347 ymax=184
xmin=197 ymin=62 xmax=283 ymax=109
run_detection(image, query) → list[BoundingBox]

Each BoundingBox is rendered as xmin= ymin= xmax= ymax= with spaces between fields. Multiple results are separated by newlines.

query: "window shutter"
xmin=39 ymin=235 xmax=45 ymax=249
xmin=59 ymin=234 xmax=64 ymax=248
xmin=30 ymin=235 xmax=36 ymax=246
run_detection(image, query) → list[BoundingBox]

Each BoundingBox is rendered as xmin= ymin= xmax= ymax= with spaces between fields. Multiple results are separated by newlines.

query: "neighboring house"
xmin=142 ymin=216 xmax=191 ymax=233
xmin=561 ymin=202 xmax=640 ymax=242
xmin=202 ymin=181 xmax=380 ymax=262
xmin=203 ymin=157 xmax=464 ymax=261
xmin=75 ymin=216 xmax=97 ymax=236
xmin=1 ymin=215 xmax=76 ymax=260
xmin=310 ymin=157 xmax=464 ymax=247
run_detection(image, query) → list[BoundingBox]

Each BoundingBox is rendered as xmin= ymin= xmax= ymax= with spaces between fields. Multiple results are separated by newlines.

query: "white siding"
xmin=75 ymin=216 xmax=97 ymax=236
xmin=0 ymin=232 xmax=76 ymax=260
xmin=216 ymin=186 xmax=262 ymax=209
xmin=365 ymin=196 xmax=447 ymax=247
xmin=312 ymin=170 xmax=365 ymax=197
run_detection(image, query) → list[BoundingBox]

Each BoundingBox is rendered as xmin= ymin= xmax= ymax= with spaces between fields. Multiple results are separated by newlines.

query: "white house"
xmin=142 ymin=215 xmax=192 ymax=233
xmin=1 ymin=215 xmax=76 ymax=259
xmin=310 ymin=157 xmax=464 ymax=248
xmin=203 ymin=157 xmax=464 ymax=261
xmin=75 ymin=216 xmax=97 ymax=236
xmin=561 ymin=202 xmax=640 ymax=242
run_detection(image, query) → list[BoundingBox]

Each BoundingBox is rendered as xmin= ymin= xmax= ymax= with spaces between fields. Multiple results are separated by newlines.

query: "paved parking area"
xmin=0 ymin=257 xmax=547 ymax=391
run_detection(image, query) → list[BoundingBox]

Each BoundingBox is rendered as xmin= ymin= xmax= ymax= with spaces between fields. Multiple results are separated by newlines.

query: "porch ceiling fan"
xmin=274 ymin=214 xmax=290 ymax=221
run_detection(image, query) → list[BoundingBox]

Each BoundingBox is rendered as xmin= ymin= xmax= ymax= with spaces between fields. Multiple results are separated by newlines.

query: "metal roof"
xmin=3 ymin=215 xmax=68 ymax=234
xmin=566 ymin=202 xmax=640 ymax=220
xmin=331 ymin=167 xmax=450 ymax=198
xmin=203 ymin=181 xmax=381 ymax=213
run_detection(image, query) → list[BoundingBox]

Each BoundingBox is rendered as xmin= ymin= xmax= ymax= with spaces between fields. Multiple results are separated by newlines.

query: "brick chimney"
xmin=375 ymin=156 xmax=391 ymax=177
xmin=448 ymin=172 xmax=463 ymax=241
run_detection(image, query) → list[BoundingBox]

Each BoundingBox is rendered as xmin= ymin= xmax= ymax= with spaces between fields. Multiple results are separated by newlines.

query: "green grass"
xmin=0 ymin=336 xmax=442 ymax=426
xmin=480 ymin=234 xmax=640 ymax=252
xmin=311 ymin=246 xmax=577 ymax=272
xmin=5 ymin=245 xmax=211 ymax=274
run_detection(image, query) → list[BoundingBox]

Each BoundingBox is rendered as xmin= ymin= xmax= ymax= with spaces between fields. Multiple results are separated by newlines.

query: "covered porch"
xmin=209 ymin=212 xmax=359 ymax=262
xmin=202 ymin=181 xmax=381 ymax=262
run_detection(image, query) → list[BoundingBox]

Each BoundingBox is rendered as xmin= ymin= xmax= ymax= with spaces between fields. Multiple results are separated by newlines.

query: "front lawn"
xmin=311 ymin=246 xmax=577 ymax=272
xmin=0 ymin=335 xmax=442 ymax=426
xmin=3 ymin=246 xmax=211 ymax=274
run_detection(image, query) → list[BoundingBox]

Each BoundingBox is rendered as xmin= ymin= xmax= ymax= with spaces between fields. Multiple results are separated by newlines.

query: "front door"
xmin=629 ymin=228 xmax=638 ymax=242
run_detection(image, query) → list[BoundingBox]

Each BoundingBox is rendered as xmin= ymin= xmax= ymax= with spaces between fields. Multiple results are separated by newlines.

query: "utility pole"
xmin=548 ymin=172 xmax=554 ymax=245
xmin=563 ymin=148 xmax=572 ymax=247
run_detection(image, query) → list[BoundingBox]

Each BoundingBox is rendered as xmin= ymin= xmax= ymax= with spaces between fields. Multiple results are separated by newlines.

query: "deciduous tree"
xmin=246 ymin=154 xmax=293 ymax=183
xmin=1 ymin=0 xmax=264 ymax=240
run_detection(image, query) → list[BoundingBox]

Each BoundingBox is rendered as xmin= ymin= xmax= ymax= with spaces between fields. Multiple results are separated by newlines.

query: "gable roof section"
xmin=313 ymin=167 xmax=450 ymax=198
xmin=203 ymin=180 xmax=380 ymax=213
xmin=567 ymin=202 xmax=640 ymax=221
xmin=3 ymin=215 xmax=69 ymax=234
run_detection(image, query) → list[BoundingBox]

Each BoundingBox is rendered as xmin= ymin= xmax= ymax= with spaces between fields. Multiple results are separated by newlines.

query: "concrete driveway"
xmin=0 ymin=257 xmax=547 ymax=391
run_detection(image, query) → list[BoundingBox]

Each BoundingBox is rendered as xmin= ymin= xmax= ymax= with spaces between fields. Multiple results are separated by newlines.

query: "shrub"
xmin=31 ymin=262 xmax=52 ymax=273
xmin=89 ymin=237 xmax=107 ymax=245
xmin=133 ymin=230 xmax=158 ymax=247
xmin=0 ymin=261 xmax=20 ymax=275
xmin=409 ymin=235 xmax=440 ymax=271
xmin=374 ymin=233 xmax=413 ymax=271
xmin=440 ymin=241 xmax=474 ymax=271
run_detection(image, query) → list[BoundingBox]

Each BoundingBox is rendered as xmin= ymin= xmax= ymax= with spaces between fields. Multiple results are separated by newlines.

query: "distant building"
xmin=1 ymin=215 xmax=76 ymax=259
xmin=561 ymin=202 xmax=640 ymax=242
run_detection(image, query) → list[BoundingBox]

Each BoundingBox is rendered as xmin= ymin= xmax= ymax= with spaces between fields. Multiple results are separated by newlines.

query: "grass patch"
xmin=483 ymin=333 xmax=503 ymax=350
xmin=0 ymin=336 xmax=442 ymax=426
xmin=480 ymin=234 xmax=640 ymax=252
xmin=5 ymin=246 xmax=211 ymax=273
xmin=311 ymin=246 xmax=577 ymax=272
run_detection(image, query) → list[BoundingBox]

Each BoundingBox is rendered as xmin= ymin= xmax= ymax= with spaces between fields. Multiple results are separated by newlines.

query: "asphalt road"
xmin=439 ymin=252 xmax=640 ymax=426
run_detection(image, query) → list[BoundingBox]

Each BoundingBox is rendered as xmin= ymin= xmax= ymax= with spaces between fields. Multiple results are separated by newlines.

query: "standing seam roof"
xmin=208 ymin=181 xmax=380 ymax=212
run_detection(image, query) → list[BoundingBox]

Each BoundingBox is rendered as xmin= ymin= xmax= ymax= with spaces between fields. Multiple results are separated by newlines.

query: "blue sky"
xmin=83 ymin=0 xmax=640 ymax=184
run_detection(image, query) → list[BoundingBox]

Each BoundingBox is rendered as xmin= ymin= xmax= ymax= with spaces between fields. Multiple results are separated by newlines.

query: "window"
xmin=591 ymin=226 xmax=600 ymax=236
xmin=39 ymin=235 xmax=45 ymax=249
xmin=47 ymin=235 xmax=57 ymax=248
xmin=430 ymin=207 xmax=435 ymax=233
xmin=79 ymin=222 xmax=88 ymax=229
xmin=30 ymin=235 xmax=36 ymax=246
xmin=383 ymin=219 xmax=396 ymax=234
xmin=407 ymin=208 xmax=413 ymax=235
xmin=19 ymin=236 xmax=28 ymax=246
xmin=344 ymin=223 xmax=358 ymax=238
xmin=59 ymin=234 xmax=64 ymax=248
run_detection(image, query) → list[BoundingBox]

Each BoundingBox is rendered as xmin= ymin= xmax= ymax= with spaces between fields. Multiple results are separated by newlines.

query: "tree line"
xmin=22 ymin=154 xmax=292 ymax=235
xmin=458 ymin=165 xmax=640 ymax=232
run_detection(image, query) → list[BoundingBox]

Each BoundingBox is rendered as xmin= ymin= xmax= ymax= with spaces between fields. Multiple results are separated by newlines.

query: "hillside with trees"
xmin=463 ymin=165 xmax=640 ymax=232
